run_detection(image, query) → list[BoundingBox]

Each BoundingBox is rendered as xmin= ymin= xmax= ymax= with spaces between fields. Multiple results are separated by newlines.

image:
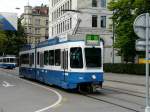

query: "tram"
xmin=0 ymin=55 xmax=16 ymax=69
xmin=19 ymin=35 xmax=104 ymax=92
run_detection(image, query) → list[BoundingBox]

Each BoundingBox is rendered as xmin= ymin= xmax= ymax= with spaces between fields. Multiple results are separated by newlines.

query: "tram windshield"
xmin=85 ymin=48 xmax=101 ymax=67
xmin=70 ymin=47 xmax=83 ymax=68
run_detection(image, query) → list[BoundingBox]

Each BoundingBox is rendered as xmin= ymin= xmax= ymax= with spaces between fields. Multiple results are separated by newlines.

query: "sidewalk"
xmin=104 ymin=73 xmax=146 ymax=86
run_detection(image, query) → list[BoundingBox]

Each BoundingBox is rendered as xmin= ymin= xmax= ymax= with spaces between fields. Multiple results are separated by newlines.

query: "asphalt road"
xmin=0 ymin=68 xmax=145 ymax=112
xmin=0 ymin=68 xmax=61 ymax=112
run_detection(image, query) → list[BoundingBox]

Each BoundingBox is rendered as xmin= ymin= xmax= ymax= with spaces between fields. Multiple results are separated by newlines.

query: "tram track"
xmin=103 ymin=86 xmax=145 ymax=98
xmin=79 ymin=91 xmax=143 ymax=112
xmin=105 ymin=79 xmax=145 ymax=87
xmin=79 ymin=91 xmax=141 ymax=112
xmin=78 ymin=80 xmax=146 ymax=112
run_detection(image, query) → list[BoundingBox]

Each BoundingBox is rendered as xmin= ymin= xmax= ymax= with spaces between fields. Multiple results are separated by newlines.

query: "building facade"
xmin=20 ymin=4 xmax=49 ymax=44
xmin=49 ymin=0 xmax=120 ymax=63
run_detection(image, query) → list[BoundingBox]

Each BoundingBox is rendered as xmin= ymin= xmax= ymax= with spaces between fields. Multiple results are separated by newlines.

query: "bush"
xmin=104 ymin=63 xmax=146 ymax=75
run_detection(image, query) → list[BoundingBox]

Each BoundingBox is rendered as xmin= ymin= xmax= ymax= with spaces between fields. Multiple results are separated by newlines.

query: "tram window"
xmin=20 ymin=54 xmax=29 ymax=64
xmin=44 ymin=51 xmax=49 ymax=65
xmin=70 ymin=47 xmax=83 ymax=68
xmin=37 ymin=52 xmax=40 ymax=65
xmin=85 ymin=48 xmax=101 ymax=67
xmin=62 ymin=50 xmax=68 ymax=69
xmin=10 ymin=58 xmax=15 ymax=63
xmin=7 ymin=58 xmax=10 ymax=62
xmin=40 ymin=53 xmax=44 ymax=67
xmin=49 ymin=50 xmax=54 ymax=65
xmin=29 ymin=53 xmax=34 ymax=66
xmin=55 ymin=49 xmax=60 ymax=66
xmin=3 ymin=58 xmax=7 ymax=63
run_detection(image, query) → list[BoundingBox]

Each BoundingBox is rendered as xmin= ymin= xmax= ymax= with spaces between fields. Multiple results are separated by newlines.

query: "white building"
xmin=49 ymin=0 xmax=121 ymax=63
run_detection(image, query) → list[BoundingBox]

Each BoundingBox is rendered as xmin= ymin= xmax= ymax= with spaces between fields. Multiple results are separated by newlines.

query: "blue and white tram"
xmin=0 ymin=55 xmax=16 ymax=69
xmin=19 ymin=37 xmax=103 ymax=91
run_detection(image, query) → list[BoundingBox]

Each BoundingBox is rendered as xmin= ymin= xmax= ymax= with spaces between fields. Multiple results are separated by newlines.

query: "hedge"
xmin=104 ymin=63 xmax=147 ymax=75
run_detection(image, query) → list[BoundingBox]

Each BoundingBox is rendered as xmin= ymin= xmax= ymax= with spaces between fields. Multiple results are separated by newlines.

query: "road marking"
xmin=2 ymin=81 xmax=15 ymax=87
xmin=0 ymin=69 xmax=63 ymax=112
xmin=21 ymin=79 xmax=63 ymax=112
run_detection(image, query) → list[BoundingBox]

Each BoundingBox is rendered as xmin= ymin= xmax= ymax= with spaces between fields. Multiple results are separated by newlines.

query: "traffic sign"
xmin=136 ymin=39 xmax=150 ymax=46
xmin=135 ymin=45 xmax=146 ymax=51
xmin=134 ymin=13 xmax=150 ymax=112
xmin=133 ymin=13 xmax=150 ymax=39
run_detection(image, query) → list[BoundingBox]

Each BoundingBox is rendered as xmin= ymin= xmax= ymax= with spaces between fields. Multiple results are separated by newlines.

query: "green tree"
xmin=108 ymin=0 xmax=137 ymax=63
xmin=0 ymin=31 xmax=7 ymax=55
xmin=108 ymin=0 xmax=150 ymax=63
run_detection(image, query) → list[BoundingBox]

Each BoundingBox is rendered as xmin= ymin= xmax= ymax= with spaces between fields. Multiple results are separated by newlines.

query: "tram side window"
xmin=49 ymin=50 xmax=54 ymax=65
xmin=3 ymin=58 xmax=7 ymax=63
xmin=37 ymin=52 xmax=39 ymax=65
xmin=44 ymin=51 xmax=49 ymax=65
xmin=21 ymin=54 xmax=29 ymax=64
xmin=55 ymin=49 xmax=60 ymax=66
xmin=7 ymin=58 xmax=9 ymax=63
xmin=10 ymin=58 xmax=16 ymax=63
xmin=40 ymin=53 xmax=44 ymax=67
xmin=70 ymin=47 xmax=83 ymax=68
xmin=29 ymin=53 xmax=34 ymax=66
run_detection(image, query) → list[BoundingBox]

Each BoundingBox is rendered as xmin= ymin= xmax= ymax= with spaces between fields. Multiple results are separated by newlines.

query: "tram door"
xmin=61 ymin=49 xmax=68 ymax=82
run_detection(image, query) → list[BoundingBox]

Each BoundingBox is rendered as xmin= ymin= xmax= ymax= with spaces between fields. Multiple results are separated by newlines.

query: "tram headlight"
xmin=92 ymin=75 xmax=96 ymax=79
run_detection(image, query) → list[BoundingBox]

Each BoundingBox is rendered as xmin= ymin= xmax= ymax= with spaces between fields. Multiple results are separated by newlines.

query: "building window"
xmin=46 ymin=20 xmax=48 ymax=25
xmin=24 ymin=28 xmax=27 ymax=33
xmin=35 ymin=28 xmax=40 ymax=34
xmin=101 ymin=0 xmax=106 ymax=8
xmin=101 ymin=16 xmax=106 ymax=28
xmin=28 ymin=18 xmax=32 ymax=24
xmin=29 ymin=27 xmax=32 ymax=34
xmin=92 ymin=0 xmax=97 ymax=7
xmin=92 ymin=15 xmax=97 ymax=27
xmin=35 ymin=19 xmax=40 ymax=25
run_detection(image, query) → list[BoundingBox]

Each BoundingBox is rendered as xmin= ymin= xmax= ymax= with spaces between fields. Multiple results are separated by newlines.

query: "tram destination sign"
xmin=85 ymin=34 xmax=100 ymax=46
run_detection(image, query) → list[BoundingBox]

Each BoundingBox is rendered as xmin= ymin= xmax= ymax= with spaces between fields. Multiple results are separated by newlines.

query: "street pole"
xmin=112 ymin=10 xmax=115 ymax=64
xmin=145 ymin=13 xmax=150 ymax=112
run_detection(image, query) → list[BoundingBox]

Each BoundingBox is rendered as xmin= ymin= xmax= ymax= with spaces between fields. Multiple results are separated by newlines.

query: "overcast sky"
xmin=0 ymin=0 xmax=49 ymax=16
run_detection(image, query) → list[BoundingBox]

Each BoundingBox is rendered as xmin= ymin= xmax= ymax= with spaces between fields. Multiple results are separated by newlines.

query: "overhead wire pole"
xmin=112 ymin=0 xmax=115 ymax=64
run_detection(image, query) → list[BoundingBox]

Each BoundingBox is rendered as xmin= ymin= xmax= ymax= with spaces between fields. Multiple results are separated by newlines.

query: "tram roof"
xmin=21 ymin=37 xmax=85 ymax=51
xmin=0 ymin=55 xmax=16 ymax=58
xmin=20 ymin=36 xmax=103 ymax=51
